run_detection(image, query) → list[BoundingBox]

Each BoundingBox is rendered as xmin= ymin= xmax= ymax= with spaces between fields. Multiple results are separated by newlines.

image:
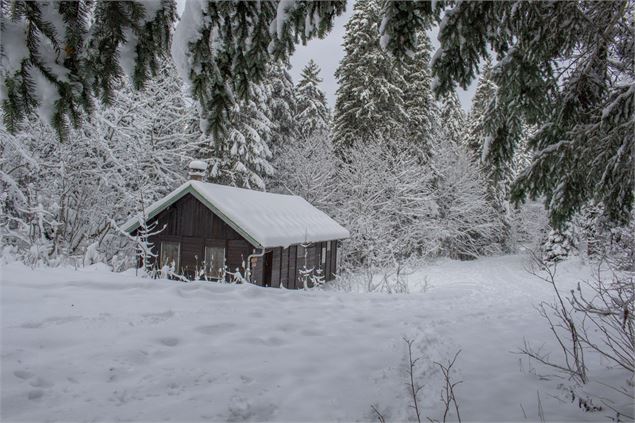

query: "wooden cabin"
xmin=122 ymin=162 xmax=349 ymax=288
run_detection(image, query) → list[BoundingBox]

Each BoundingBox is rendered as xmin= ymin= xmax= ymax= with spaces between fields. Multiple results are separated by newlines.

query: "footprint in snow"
xmin=29 ymin=377 xmax=54 ymax=388
xmin=158 ymin=337 xmax=180 ymax=347
xmin=300 ymin=328 xmax=324 ymax=337
xmin=14 ymin=370 xmax=34 ymax=380
xmin=195 ymin=323 xmax=237 ymax=335
xmin=27 ymin=390 xmax=44 ymax=400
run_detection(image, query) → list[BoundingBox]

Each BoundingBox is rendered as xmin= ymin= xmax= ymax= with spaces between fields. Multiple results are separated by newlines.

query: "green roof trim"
xmin=122 ymin=184 xmax=263 ymax=248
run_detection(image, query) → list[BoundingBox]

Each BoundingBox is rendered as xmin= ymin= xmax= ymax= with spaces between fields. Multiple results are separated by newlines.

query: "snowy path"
xmin=1 ymin=255 xmax=606 ymax=422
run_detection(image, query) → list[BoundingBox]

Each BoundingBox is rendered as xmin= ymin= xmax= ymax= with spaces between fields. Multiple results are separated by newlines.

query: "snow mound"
xmin=2 ymin=255 xmax=623 ymax=422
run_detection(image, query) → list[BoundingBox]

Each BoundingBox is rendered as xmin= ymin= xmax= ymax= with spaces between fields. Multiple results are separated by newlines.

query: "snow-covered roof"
xmin=188 ymin=160 xmax=208 ymax=171
xmin=122 ymin=181 xmax=349 ymax=248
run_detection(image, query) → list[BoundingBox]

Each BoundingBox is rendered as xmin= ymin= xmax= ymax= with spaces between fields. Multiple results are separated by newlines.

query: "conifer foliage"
xmin=1 ymin=0 xmax=346 ymax=139
xmin=1 ymin=1 xmax=176 ymax=139
xmin=295 ymin=60 xmax=331 ymax=140
xmin=271 ymin=60 xmax=335 ymax=210
xmin=380 ymin=0 xmax=634 ymax=227
xmin=332 ymin=0 xmax=409 ymax=153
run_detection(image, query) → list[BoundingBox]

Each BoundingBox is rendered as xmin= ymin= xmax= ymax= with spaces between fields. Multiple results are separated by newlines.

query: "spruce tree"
xmin=465 ymin=58 xmax=497 ymax=159
xmin=400 ymin=31 xmax=437 ymax=156
xmin=203 ymin=81 xmax=274 ymax=191
xmin=332 ymin=0 xmax=409 ymax=153
xmin=266 ymin=61 xmax=298 ymax=157
xmin=271 ymin=60 xmax=334 ymax=209
xmin=380 ymin=0 xmax=634 ymax=227
xmin=295 ymin=60 xmax=331 ymax=140
xmin=439 ymin=90 xmax=466 ymax=146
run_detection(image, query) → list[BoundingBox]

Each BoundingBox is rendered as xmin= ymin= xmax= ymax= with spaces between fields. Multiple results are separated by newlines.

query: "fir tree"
xmin=295 ymin=60 xmax=331 ymax=140
xmin=400 ymin=31 xmax=438 ymax=156
xmin=439 ymin=90 xmax=466 ymax=146
xmin=266 ymin=61 xmax=298 ymax=157
xmin=272 ymin=60 xmax=334 ymax=211
xmin=332 ymin=0 xmax=409 ymax=153
xmin=380 ymin=0 xmax=634 ymax=227
xmin=203 ymin=81 xmax=274 ymax=191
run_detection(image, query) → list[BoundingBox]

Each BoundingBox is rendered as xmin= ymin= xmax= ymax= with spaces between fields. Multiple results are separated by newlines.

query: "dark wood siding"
xmin=330 ymin=241 xmax=338 ymax=280
xmin=271 ymin=248 xmax=281 ymax=288
xmin=145 ymin=193 xmax=254 ymax=280
xmin=280 ymin=247 xmax=289 ymax=288
xmin=290 ymin=247 xmax=295 ymax=287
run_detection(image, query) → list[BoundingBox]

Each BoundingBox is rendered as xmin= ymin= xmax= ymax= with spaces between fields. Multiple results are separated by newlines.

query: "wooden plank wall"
xmin=147 ymin=194 xmax=253 ymax=279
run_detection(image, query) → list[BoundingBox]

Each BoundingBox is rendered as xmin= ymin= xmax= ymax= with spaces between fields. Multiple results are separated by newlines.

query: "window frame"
xmin=160 ymin=241 xmax=181 ymax=273
xmin=204 ymin=245 xmax=225 ymax=280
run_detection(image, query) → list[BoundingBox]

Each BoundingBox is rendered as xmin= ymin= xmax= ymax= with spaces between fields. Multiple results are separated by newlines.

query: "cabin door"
xmin=262 ymin=251 xmax=273 ymax=287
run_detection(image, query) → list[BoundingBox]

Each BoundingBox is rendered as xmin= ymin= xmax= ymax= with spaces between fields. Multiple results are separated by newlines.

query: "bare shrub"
xmin=370 ymin=339 xmax=462 ymax=423
xmin=521 ymin=251 xmax=634 ymax=418
xmin=433 ymin=351 xmax=463 ymax=423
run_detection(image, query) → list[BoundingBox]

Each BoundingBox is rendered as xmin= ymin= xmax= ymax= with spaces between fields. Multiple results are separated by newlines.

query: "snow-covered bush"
xmin=334 ymin=139 xmax=438 ymax=269
xmin=430 ymin=140 xmax=505 ymax=260
xmin=0 ymin=63 xmax=198 ymax=268
xmin=541 ymin=224 xmax=576 ymax=263
xmin=578 ymin=205 xmax=635 ymax=271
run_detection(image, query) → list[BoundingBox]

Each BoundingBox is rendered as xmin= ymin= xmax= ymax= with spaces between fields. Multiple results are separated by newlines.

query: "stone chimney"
xmin=188 ymin=160 xmax=208 ymax=181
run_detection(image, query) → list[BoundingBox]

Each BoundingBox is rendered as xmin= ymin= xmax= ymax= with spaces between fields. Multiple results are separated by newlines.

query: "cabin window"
xmin=205 ymin=246 xmax=225 ymax=279
xmin=321 ymin=245 xmax=327 ymax=265
xmin=160 ymin=242 xmax=180 ymax=272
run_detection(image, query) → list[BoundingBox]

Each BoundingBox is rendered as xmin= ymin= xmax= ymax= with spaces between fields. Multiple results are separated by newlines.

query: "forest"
xmin=1 ymin=0 xmax=633 ymax=422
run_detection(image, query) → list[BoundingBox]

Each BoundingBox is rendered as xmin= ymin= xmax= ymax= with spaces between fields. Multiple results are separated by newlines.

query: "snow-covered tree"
xmin=430 ymin=140 xmax=505 ymax=259
xmin=295 ymin=60 xmax=330 ymax=140
xmin=271 ymin=61 xmax=334 ymax=210
xmin=171 ymin=0 xmax=345 ymax=136
xmin=0 ymin=61 xmax=198 ymax=266
xmin=401 ymin=31 xmax=438 ymax=156
xmin=271 ymin=131 xmax=336 ymax=212
xmin=465 ymin=58 xmax=497 ymax=158
xmin=2 ymin=0 xmax=346 ymax=139
xmin=334 ymin=138 xmax=437 ymax=268
xmin=1 ymin=1 xmax=177 ymax=139
xmin=332 ymin=0 xmax=409 ymax=153
xmin=380 ymin=0 xmax=634 ymax=227
xmin=438 ymin=90 xmax=466 ymax=147
xmin=541 ymin=224 xmax=576 ymax=263
xmin=202 ymin=81 xmax=274 ymax=191
xmin=266 ymin=61 xmax=298 ymax=157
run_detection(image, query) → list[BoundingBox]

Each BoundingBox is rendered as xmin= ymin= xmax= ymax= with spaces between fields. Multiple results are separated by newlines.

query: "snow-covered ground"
xmin=1 ymin=255 xmax=630 ymax=422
